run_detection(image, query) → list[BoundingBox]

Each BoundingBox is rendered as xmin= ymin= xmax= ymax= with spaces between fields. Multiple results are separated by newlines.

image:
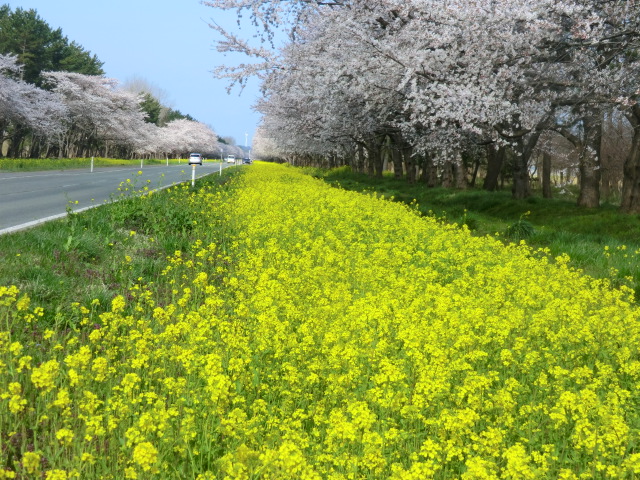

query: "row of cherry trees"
xmin=0 ymin=54 xmax=220 ymax=159
xmin=207 ymin=0 xmax=640 ymax=211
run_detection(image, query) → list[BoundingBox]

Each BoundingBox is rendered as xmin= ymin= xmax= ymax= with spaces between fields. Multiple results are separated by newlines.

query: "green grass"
xmin=316 ymin=167 xmax=640 ymax=299
xmin=0 ymin=157 xmax=223 ymax=172
xmin=0 ymin=167 xmax=240 ymax=327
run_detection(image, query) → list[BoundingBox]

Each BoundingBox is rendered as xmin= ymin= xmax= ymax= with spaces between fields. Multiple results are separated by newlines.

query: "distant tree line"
xmin=0 ymin=5 xmax=221 ymax=159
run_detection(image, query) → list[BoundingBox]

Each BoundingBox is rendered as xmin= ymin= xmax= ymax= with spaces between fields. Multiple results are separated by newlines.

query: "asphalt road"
xmin=0 ymin=162 xmax=233 ymax=234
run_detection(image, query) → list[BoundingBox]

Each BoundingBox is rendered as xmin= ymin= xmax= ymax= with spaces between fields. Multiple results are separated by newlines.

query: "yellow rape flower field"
xmin=2 ymin=162 xmax=640 ymax=479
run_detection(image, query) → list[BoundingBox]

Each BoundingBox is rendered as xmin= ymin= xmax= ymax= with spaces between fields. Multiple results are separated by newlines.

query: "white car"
xmin=226 ymin=155 xmax=236 ymax=163
xmin=189 ymin=153 xmax=203 ymax=165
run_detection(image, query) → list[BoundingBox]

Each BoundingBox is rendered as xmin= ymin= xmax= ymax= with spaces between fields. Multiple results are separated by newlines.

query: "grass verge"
xmin=0 ymin=167 xmax=239 ymax=327
xmin=0 ymin=157 xmax=223 ymax=172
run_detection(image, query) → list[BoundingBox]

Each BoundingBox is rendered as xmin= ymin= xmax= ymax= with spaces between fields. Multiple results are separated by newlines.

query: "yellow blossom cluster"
xmin=1 ymin=164 xmax=640 ymax=479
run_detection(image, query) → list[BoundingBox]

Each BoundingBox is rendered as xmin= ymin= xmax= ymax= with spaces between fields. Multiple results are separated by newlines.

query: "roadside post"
xmin=191 ymin=164 xmax=196 ymax=188
xmin=219 ymin=162 xmax=222 ymax=176
xmin=90 ymin=156 xmax=94 ymax=173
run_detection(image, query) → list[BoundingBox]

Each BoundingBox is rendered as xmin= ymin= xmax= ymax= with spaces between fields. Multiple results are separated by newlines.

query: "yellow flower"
xmin=462 ymin=457 xmax=499 ymax=480
xmin=111 ymin=295 xmax=126 ymax=313
xmin=31 ymin=359 xmax=59 ymax=392
xmin=0 ymin=285 xmax=19 ymax=306
xmin=91 ymin=357 xmax=109 ymax=382
xmin=8 ymin=383 xmax=27 ymax=414
xmin=8 ymin=382 xmax=21 ymax=395
xmin=193 ymin=271 xmax=208 ymax=288
xmin=17 ymin=355 xmax=33 ymax=372
xmin=15 ymin=294 xmax=30 ymax=311
xmin=8 ymin=342 xmax=22 ymax=356
xmin=45 ymin=469 xmax=68 ymax=480
xmin=55 ymin=428 xmax=74 ymax=446
xmin=503 ymin=443 xmax=535 ymax=479
xmin=22 ymin=452 xmax=41 ymax=474
xmin=132 ymin=441 xmax=158 ymax=472
xmin=52 ymin=388 xmax=71 ymax=415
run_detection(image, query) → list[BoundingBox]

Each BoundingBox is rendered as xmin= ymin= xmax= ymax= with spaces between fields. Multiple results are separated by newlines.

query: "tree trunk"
xmin=542 ymin=152 xmax=552 ymax=198
xmin=577 ymin=115 xmax=602 ymax=208
xmin=441 ymin=159 xmax=454 ymax=188
xmin=621 ymin=136 xmax=640 ymax=213
xmin=29 ymin=135 xmax=40 ymax=158
xmin=7 ymin=126 xmax=27 ymax=158
xmin=391 ymin=145 xmax=403 ymax=179
xmin=388 ymin=134 xmax=403 ymax=179
xmin=420 ymin=153 xmax=437 ymax=187
xmin=365 ymin=143 xmax=375 ymax=176
xmin=577 ymin=155 xmax=601 ymax=207
xmin=0 ymin=121 xmax=7 ymax=157
xmin=373 ymin=141 xmax=384 ymax=178
xmin=345 ymin=146 xmax=356 ymax=171
xmin=511 ymin=136 xmax=530 ymax=199
xmin=470 ymin=157 xmax=481 ymax=187
xmin=600 ymin=160 xmax=612 ymax=203
xmin=453 ymin=151 xmax=467 ymax=189
xmin=404 ymin=147 xmax=416 ymax=184
xmin=356 ymin=144 xmax=365 ymax=173
xmin=483 ymin=144 xmax=505 ymax=191
xmin=510 ymin=130 xmax=542 ymax=199
xmin=621 ymin=106 xmax=640 ymax=213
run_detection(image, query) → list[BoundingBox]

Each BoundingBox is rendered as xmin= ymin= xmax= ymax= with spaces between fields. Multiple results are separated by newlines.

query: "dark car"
xmin=242 ymin=158 xmax=252 ymax=164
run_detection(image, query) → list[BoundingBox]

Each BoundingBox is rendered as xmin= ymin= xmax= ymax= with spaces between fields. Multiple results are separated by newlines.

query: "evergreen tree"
xmin=139 ymin=92 xmax=163 ymax=125
xmin=164 ymin=108 xmax=194 ymax=124
xmin=0 ymin=5 xmax=103 ymax=86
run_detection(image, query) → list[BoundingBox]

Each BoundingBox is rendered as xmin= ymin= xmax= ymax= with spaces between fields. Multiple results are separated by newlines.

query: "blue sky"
xmin=5 ymin=0 xmax=262 ymax=147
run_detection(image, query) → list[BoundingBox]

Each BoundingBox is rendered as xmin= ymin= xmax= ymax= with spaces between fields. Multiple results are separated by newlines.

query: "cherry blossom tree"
xmin=206 ymin=0 xmax=640 ymax=206
xmin=0 ymin=54 xmax=68 ymax=157
xmin=0 ymin=64 xmax=220 ymax=160
xmin=42 ymin=72 xmax=149 ymax=157
xmin=252 ymin=125 xmax=280 ymax=160
xmin=159 ymin=119 xmax=220 ymax=158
